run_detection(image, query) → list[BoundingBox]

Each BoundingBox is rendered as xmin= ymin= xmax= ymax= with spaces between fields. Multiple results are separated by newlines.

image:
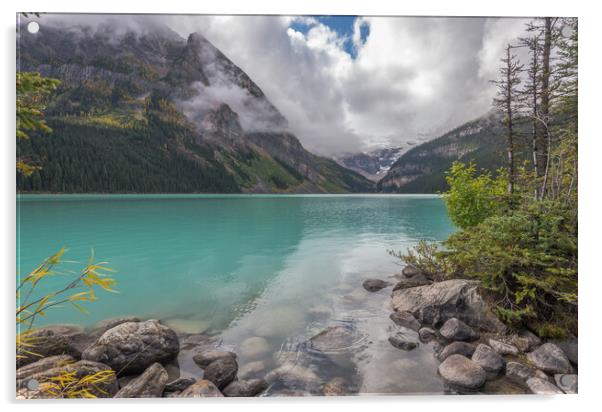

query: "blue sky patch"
xmin=290 ymin=16 xmax=370 ymax=58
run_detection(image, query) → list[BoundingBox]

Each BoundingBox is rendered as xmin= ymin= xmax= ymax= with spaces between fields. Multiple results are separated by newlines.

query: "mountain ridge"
xmin=17 ymin=23 xmax=374 ymax=194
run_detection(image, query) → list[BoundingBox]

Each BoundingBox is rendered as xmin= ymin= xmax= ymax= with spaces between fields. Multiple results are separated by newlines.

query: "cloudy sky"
xmin=162 ymin=15 xmax=530 ymax=155
xmin=36 ymin=14 xmax=532 ymax=156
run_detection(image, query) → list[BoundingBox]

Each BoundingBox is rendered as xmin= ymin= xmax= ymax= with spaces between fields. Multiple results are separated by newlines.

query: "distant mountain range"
xmin=377 ymin=113 xmax=507 ymax=193
xmin=17 ymin=23 xmax=374 ymax=194
xmin=337 ymin=147 xmax=409 ymax=182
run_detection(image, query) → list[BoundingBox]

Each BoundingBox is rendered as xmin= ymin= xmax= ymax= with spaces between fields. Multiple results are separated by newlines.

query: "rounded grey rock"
xmin=438 ymin=354 xmax=486 ymax=389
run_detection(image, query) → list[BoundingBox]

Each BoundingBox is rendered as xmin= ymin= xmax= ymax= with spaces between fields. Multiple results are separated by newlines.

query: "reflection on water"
xmin=17 ymin=194 xmax=456 ymax=395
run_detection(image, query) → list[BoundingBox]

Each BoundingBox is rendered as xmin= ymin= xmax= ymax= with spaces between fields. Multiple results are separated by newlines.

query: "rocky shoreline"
xmin=17 ymin=265 xmax=577 ymax=398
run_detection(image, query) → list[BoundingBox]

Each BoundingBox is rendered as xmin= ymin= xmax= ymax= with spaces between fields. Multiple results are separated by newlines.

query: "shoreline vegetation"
xmin=16 ymin=16 xmax=577 ymax=398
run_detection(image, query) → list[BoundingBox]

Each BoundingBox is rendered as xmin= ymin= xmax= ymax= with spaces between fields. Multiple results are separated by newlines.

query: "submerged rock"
xmin=115 ymin=363 xmax=168 ymax=398
xmin=526 ymin=377 xmax=564 ymax=394
xmin=438 ymin=342 xmax=476 ymax=362
xmin=239 ymin=336 xmax=271 ymax=359
xmin=391 ymin=279 xmax=506 ymax=333
xmin=178 ymin=379 xmax=223 ymax=397
xmin=202 ymin=356 xmax=238 ymax=389
xmin=82 ymin=320 xmax=179 ymax=375
xmin=439 ymin=318 xmax=479 ymax=342
xmin=389 ymin=311 xmax=421 ymax=331
xmin=308 ymin=325 xmax=362 ymax=353
xmin=471 ymin=344 xmax=505 ymax=373
xmin=527 ymin=343 xmax=573 ymax=374
xmin=554 ymin=374 xmax=577 ymax=394
xmin=438 ymin=354 xmax=486 ymax=389
xmin=223 ymin=378 xmax=268 ymax=397
xmin=362 ymin=278 xmax=391 ymax=292
xmin=238 ymin=360 xmax=267 ymax=379
xmin=265 ymin=363 xmax=321 ymax=390
xmin=322 ymin=377 xmax=348 ymax=396
xmin=193 ymin=350 xmax=236 ymax=369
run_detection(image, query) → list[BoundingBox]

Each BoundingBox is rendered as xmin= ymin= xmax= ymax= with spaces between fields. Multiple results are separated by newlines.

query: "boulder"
xmin=93 ymin=316 xmax=141 ymax=336
xmin=402 ymin=265 xmax=422 ymax=278
xmin=17 ymin=326 xmax=84 ymax=367
xmin=322 ymin=377 xmax=348 ymax=396
xmin=526 ymin=377 xmax=563 ymax=394
xmin=223 ymin=378 xmax=268 ymax=397
xmin=392 ymin=273 xmax=431 ymax=291
xmin=164 ymin=377 xmax=196 ymax=393
xmin=362 ymin=278 xmax=391 ymax=292
xmin=308 ymin=325 xmax=361 ymax=353
xmin=552 ymin=337 xmax=578 ymax=366
xmin=391 ymin=279 xmax=506 ymax=333
xmin=439 ymin=318 xmax=479 ymax=342
xmin=527 ymin=343 xmax=572 ymax=374
xmin=388 ymin=328 xmax=419 ymax=351
xmin=17 ymin=360 xmax=118 ymax=398
xmin=471 ymin=344 xmax=504 ymax=373
xmin=506 ymin=361 xmax=536 ymax=381
xmin=438 ymin=342 xmax=476 ymax=362
xmin=193 ymin=350 xmax=236 ymax=369
xmin=178 ymin=379 xmax=223 ymax=397
xmin=16 ymin=355 xmax=75 ymax=382
xmin=239 ymin=336 xmax=271 ymax=359
xmin=418 ymin=327 xmax=437 ymax=342
xmin=554 ymin=374 xmax=577 ymax=394
xmin=438 ymin=354 xmax=486 ymax=389
xmin=389 ymin=311 xmax=421 ymax=331
xmin=115 ymin=362 xmax=167 ymax=398
xmin=202 ymin=356 xmax=238 ymax=389
xmin=488 ymin=338 xmax=519 ymax=356
xmin=82 ymin=320 xmax=179 ymax=375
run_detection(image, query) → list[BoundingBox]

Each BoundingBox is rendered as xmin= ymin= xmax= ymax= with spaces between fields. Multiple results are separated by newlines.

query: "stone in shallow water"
xmin=178 ymin=379 xmax=223 ymax=397
xmin=308 ymin=325 xmax=362 ymax=353
xmin=265 ymin=363 xmax=321 ymax=391
xmin=164 ymin=376 xmax=196 ymax=393
xmin=402 ymin=265 xmax=422 ymax=278
xmin=554 ymin=374 xmax=577 ymax=394
xmin=223 ymin=378 xmax=268 ymax=397
xmin=193 ymin=350 xmax=236 ymax=369
xmin=438 ymin=354 xmax=486 ymax=389
xmin=163 ymin=318 xmax=210 ymax=334
xmin=439 ymin=318 xmax=479 ymax=342
xmin=202 ymin=356 xmax=238 ymax=389
xmin=16 ymin=355 xmax=75 ymax=382
xmin=438 ymin=341 xmax=476 ymax=362
xmin=390 ymin=311 xmax=421 ymax=331
xmin=471 ymin=344 xmax=505 ymax=373
xmin=238 ymin=360 xmax=266 ymax=379
xmin=526 ymin=377 xmax=564 ymax=394
xmin=527 ymin=343 xmax=572 ymax=374
xmin=115 ymin=362 xmax=168 ymax=398
xmin=418 ymin=327 xmax=436 ymax=341
xmin=388 ymin=328 xmax=419 ymax=351
xmin=16 ymin=325 xmax=85 ymax=367
xmin=488 ymin=338 xmax=519 ymax=356
xmin=239 ymin=336 xmax=271 ymax=358
xmin=362 ymin=278 xmax=391 ymax=292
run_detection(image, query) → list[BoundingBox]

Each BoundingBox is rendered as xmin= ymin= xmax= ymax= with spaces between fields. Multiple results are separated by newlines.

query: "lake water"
xmin=17 ymin=194 xmax=461 ymax=395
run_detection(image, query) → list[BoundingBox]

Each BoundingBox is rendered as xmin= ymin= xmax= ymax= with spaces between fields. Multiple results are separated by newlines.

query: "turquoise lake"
xmin=17 ymin=194 xmax=459 ymax=394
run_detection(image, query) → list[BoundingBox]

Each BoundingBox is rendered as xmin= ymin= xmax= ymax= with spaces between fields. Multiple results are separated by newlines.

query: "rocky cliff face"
xmin=17 ymin=21 xmax=374 ymax=194
xmin=377 ymin=113 xmax=506 ymax=193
